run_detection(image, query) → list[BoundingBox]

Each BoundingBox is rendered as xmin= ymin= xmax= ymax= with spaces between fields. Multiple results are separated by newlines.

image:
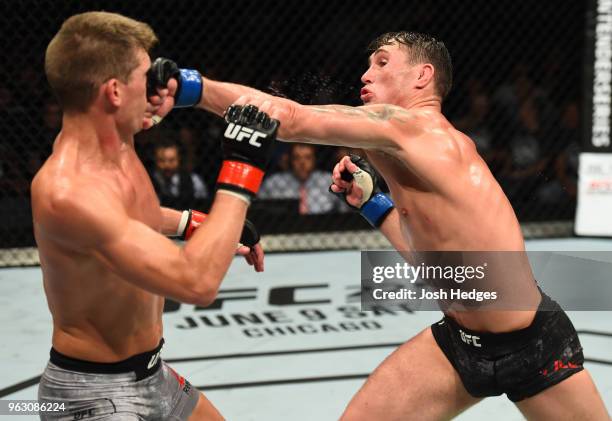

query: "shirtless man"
xmin=33 ymin=12 xmax=278 ymax=420
xmin=149 ymin=31 xmax=609 ymax=419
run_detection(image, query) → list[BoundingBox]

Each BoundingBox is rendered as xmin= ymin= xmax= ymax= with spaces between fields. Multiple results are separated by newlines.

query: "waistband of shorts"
xmin=49 ymin=338 xmax=164 ymax=381
xmin=443 ymin=291 xmax=558 ymax=351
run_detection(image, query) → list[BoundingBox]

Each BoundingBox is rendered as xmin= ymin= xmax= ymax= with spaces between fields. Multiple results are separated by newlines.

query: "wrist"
xmin=175 ymin=69 xmax=203 ymax=108
xmin=178 ymin=209 xmax=208 ymax=240
xmin=216 ymin=189 xmax=252 ymax=205
xmin=175 ymin=210 xmax=191 ymax=237
xmin=216 ymin=160 xmax=265 ymax=202
xmin=360 ymin=192 xmax=394 ymax=227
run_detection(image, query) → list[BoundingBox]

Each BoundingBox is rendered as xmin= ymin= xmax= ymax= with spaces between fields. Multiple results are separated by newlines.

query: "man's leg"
xmin=340 ymin=327 xmax=481 ymax=421
xmin=187 ymin=393 xmax=224 ymax=421
xmin=515 ymin=369 xmax=609 ymax=421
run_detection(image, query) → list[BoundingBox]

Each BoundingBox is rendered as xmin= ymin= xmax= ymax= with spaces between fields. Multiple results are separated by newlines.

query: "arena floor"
xmin=1 ymin=238 xmax=611 ymax=420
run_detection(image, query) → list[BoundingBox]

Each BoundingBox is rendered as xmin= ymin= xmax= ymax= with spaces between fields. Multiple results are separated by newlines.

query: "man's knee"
xmin=339 ymin=401 xmax=371 ymax=421
xmin=187 ymin=393 xmax=224 ymax=421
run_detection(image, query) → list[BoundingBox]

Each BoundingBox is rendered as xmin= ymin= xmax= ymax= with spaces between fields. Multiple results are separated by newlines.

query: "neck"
xmin=399 ymin=93 xmax=442 ymax=112
xmin=60 ymin=109 xmax=132 ymax=162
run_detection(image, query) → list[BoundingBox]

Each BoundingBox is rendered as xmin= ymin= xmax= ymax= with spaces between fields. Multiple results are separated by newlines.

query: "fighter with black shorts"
xmin=431 ymin=290 xmax=584 ymax=403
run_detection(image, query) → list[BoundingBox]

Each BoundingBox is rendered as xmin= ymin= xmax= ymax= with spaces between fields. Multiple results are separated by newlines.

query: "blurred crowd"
xmin=450 ymin=61 xmax=580 ymax=219
xmin=0 ymin=60 xmax=580 ymax=245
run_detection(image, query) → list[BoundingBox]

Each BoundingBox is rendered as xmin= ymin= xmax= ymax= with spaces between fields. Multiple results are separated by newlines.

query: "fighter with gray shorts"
xmin=38 ymin=340 xmax=199 ymax=420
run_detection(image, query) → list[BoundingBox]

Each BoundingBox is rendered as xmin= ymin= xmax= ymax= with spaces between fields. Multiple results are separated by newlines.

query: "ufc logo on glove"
xmin=224 ymin=123 xmax=267 ymax=147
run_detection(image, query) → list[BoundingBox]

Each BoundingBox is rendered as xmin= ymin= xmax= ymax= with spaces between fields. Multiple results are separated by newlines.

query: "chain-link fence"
xmin=0 ymin=0 xmax=586 ymax=264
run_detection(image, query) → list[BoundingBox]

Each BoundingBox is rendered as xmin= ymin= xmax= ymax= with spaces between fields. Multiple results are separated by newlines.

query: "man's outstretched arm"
xmin=148 ymin=62 xmax=459 ymax=183
xmin=199 ymin=78 xmax=276 ymax=118
xmin=149 ymin=59 xmax=416 ymax=150
xmin=198 ymin=78 xmax=410 ymax=150
xmin=149 ymin=60 xmax=421 ymax=151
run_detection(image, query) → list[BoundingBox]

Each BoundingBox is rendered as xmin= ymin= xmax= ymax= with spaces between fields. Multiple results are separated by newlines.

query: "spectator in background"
xmin=178 ymin=126 xmax=198 ymax=172
xmin=150 ymin=134 xmax=208 ymax=209
xmin=29 ymin=98 xmax=62 ymax=177
xmin=536 ymin=101 xmax=580 ymax=208
xmin=259 ymin=143 xmax=345 ymax=214
xmin=451 ymin=78 xmax=498 ymax=168
xmin=0 ymin=93 xmax=57 ymax=196
xmin=555 ymin=101 xmax=580 ymax=199
xmin=136 ymin=124 xmax=202 ymax=179
xmin=492 ymin=63 xmax=558 ymax=212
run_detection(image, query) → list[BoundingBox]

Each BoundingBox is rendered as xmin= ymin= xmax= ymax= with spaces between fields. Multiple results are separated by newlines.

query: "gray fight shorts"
xmin=38 ymin=339 xmax=199 ymax=420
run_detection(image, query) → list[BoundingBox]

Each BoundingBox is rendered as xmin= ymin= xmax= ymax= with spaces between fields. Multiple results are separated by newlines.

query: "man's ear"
xmin=102 ymin=79 xmax=121 ymax=108
xmin=415 ymin=64 xmax=435 ymax=90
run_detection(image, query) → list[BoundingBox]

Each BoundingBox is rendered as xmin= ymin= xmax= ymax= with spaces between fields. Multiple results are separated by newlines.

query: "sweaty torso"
xmin=367 ymin=110 xmax=540 ymax=332
xmin=32 ymin=136 xmax=164 ymax=362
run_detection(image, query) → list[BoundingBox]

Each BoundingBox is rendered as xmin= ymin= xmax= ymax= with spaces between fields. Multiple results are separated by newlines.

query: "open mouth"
xmin=360 ymin=88 xmax=372 ymax=101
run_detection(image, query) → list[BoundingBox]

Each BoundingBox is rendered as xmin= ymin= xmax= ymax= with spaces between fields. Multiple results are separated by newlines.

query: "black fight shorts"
xmin=431 ymin=291 xmax=584 ymax=402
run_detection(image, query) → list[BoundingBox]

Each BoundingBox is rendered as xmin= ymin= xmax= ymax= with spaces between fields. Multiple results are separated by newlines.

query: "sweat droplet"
xmin=470 ymin=164 xmax=482 ymax=186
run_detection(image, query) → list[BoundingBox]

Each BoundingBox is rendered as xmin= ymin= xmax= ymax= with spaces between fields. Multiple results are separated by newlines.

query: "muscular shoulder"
xmin=357 ymin=105 xmax=459 ymax=147
xmin=392 ymin=109 xmax=467 ymax=162
xmin=354 ymin=104 xmax=423 ymax=134
xmin=32 ymin=172 xmax=124 ymax=250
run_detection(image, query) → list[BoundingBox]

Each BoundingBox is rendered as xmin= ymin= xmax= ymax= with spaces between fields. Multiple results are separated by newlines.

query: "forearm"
xmin=198 ymin=78 xmax=274 ymax=117
xmin=182 ymin=193 xmax=248 ymax=297
xmin=198 ymin=79 xmax=402 ymax=150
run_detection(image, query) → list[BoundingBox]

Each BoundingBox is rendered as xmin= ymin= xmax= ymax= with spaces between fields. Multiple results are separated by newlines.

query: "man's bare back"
xmin=32 ymin=133 xmax=165 ymax=361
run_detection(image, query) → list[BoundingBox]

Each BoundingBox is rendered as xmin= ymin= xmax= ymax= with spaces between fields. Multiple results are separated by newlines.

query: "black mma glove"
xmin=216 ymin=104 xmax=279 ymax=203
xmin=147 ymin=57 xmax=203 ymax=108
xmin=332 ymin=154 xmax=394 ymax=227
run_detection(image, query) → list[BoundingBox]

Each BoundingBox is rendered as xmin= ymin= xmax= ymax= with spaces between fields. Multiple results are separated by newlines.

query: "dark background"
xmin=0 ymin=0 xmax=588 ymax=253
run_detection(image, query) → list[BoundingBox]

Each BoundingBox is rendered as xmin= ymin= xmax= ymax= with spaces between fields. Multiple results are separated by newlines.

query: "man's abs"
xmin=39 ymin=235 xmax=164 ymax=362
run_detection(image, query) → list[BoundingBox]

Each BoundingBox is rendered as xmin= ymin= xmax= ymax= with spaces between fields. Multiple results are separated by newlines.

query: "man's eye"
xmin=379 ymin=60 xmax=387 ymax=67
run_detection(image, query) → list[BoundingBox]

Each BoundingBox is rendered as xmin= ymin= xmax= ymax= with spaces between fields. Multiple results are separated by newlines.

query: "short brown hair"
xmin=368 ymin=31 xmax=453 ymax=100
xmin=45 ymin=11 xmax=158 ymax=112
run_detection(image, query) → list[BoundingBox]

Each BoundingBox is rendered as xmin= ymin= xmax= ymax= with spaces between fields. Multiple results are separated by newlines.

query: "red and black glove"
xmin=175 ymin=210 xmax=260 ymax=247
xmin=216 ymin=104 xmax=279 ymax=203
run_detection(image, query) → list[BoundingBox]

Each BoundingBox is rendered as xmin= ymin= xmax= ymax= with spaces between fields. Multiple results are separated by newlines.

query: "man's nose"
xmin=361 ymin=68 xmax=373 ymax=84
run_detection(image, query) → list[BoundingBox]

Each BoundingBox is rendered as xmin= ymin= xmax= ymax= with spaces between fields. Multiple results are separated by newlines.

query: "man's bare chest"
xmin=116 ymin=159 xmax=162 ymax=230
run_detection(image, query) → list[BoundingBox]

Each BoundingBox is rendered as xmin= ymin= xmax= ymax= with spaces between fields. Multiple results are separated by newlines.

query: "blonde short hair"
xmin=45 ymin=11 xmax=158 ymax=112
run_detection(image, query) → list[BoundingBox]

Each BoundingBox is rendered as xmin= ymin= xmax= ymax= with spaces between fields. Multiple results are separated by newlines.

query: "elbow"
xmin=193 ymin=290 xmax=217 ymax=308
xmin=177 ymin=249 xmax=221 ymax=307
xmin=183 ymin=273 xmax=221 ymax=307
